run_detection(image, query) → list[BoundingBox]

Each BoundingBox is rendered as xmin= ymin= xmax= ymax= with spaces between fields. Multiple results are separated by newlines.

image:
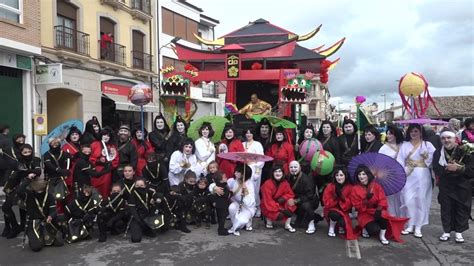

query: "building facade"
xmin=157 ymin=0 xmax=220 ymax=121
xmin=39 ymin=0 xmax=157 ymax=136
xmin=303 ymin=80 xmax=330 ymax=128
xmin=0 ymin=0 xmax=41 ymax=145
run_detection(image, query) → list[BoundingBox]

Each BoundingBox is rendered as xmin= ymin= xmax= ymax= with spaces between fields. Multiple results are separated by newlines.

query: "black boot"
xmin=98 ymin=232 xmax=107 ymax=242
xmin=7 ymin=225 xmax=22 ymax=239
xmin=1 ymin=220 xmax=11 ymax=237
xmin=179 ymin=220 xmax=191 ymax=233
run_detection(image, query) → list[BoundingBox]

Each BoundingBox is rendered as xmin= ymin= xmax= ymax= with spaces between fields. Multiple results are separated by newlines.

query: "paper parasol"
xmin=188 ymin=116 xmax=230 ymax=143
xmin=348 ymin=152 xmax=406 ymax=196
xmin=217 ymin=152 xmax=273 ymax=164
xmin=40 ymin=120 xmax=84 ymax=154
xmin=251 ymin=115 xmax=297 ymax=129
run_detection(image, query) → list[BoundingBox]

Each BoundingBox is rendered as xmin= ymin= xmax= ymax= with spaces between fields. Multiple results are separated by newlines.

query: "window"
xmin=0 ymin=0 xmax=22 ymax=23
xmin=161 ymin=7 xmax=198 ymax=44
xmin=163 ymin=56 xmax=186 ymax=72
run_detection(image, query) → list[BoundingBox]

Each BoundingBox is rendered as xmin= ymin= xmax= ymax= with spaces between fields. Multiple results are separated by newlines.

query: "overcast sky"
xmin=191 ymin=0 xmax=473 ymax=110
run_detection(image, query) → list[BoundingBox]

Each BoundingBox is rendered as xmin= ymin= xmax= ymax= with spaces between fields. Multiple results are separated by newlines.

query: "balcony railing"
xmin=54 ymin=25 xmax=90 ymax=56
xmin=98 ymin=40 xmax=126 ymax=66
xmin=131 ymin=50 xmax=152 ymax=71
xmin=131 ymin=0 xmax=151 ymax=14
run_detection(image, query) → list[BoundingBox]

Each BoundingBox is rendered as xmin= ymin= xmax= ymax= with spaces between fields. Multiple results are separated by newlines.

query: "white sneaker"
xmin=439 ymin=232 xmax=450 ymax=241
xmin=233 ymin=231 xmax=240 ymax=236
xmin=414 ymin=227 xmax=422 ymax=238
xmin=305 ymin=220 xmax=315 ymax=234
xmin=265 ymin=220 xmax=273 ymax=229
xmin=328 ymin=220 xmax=336 ymax=237
xmin=284 ymin=219 xmax=296 ymax=233
xmin=401 ymin=226 xmax=414 ymax=235
xmin=362 ymin=228 xmax=370 ymax=238
xmin=379 ymin=229 xmax=389 ymax=245
xmin=455 ymin=232 xmax=464 ymax=243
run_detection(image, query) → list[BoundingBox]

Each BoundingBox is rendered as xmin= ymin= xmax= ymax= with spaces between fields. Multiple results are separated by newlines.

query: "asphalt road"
xmin=0 ymin=188 xmax=472 ymax=265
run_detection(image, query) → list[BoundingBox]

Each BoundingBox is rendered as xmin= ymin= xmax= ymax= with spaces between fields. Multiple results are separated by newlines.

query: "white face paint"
xmin=322 ymin=124 xmax=332 ymax=136
xmin=101 ymin=134 xmax=110 ymax=143
xmin=135 ymin=130 xmax=144 ymax=140
xmin=289 ymin=161 xmax=300 ymax=175
xmin=335 ymin=170 xmax=346 ymax=184
xmin=155 ymin=119 xmax=165 ymax=130
xmin=304 ymin=129 xmax=313 ymax=139
xmin=344 ymin=124 xmax=354 ymax=135
xmin=176 ymin=122 xmax=185 ymax=133
xmin=93 ymin=124 xmax=100 ymax=133
xmin=70 ymin=132 xmax=80 ymax=142
xmin=276 ymin=132 xmax=284 ymax=141
xmin=273 ymin=168 xmax=284 ymax=180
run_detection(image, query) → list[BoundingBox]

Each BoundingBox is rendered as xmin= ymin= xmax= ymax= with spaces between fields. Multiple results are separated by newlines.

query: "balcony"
xmin=100 ymin=0 xmax=152 ymax=22
xmin=131 ymin=0 xmax=151 ymax=14
xmin=98 ymin=40 xmax=126 ymax=68
xmin=131 ymin=50 xmax=152 ymax=72
xmin=100 ymin=0 xmax=123 ymax=10
xmin=54 ymin=25 xmax=90 ymax=61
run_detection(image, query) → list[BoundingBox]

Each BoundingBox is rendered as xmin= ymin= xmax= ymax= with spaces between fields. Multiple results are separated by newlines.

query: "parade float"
xmin=167 ymin=18 xmax=344 ymax=131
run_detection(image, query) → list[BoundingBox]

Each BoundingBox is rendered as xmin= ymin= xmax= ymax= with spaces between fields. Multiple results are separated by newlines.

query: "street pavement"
xmin=0 ymin=188 xmax=472 ymax=265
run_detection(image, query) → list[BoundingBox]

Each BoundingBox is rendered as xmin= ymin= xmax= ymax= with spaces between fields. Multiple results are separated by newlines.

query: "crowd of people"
xmin=0 ymin=115 xmax=472 ymax=252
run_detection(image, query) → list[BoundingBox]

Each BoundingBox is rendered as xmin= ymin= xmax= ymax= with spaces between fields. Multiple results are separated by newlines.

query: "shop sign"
xmin=34 ymin=114 xmax=48 ymax=136
xmin=102 ymin=82 xmax=131 ymax=96
xmin=226 ymin=54 xmax=240 ymax=79
xmin=0 ymin=52 xmax=32 ymax=71
xmin=35 ymin=63 xmax=63 ymax=84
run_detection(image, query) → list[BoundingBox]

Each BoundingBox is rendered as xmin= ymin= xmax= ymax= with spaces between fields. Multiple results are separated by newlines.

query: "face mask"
xmin=22 ymin=155 xmax=33 ymax=162
xmin=136 ymin=187 xmax=146 ymax=194
xmin=110 ymin=192 xmax=120 ymax=199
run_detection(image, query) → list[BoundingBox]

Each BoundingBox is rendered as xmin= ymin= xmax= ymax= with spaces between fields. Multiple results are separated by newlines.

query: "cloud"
xmin=192 ymin=0 xmax=474 ymax=109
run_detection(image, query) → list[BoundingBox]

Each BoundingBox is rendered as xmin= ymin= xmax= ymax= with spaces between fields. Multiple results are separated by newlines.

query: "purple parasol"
xmin=394 ymin=118 xmax=448 ymax=125
xmin=348 ymin=152 xmax=406 ymax=196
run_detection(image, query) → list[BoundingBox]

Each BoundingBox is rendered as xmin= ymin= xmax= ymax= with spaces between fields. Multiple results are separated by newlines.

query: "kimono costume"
xmin=260 ymin=178 xmax=296 ymax=222
xmin=323 ymin=183 xmax=357 ymax=240
xmin=168 ymin=151 xmax=198 ymax=186
xmin=90 ymin=140 xmax=120 ymax=198
xmin=266 ymin=142 xmax=295 ymax=175
xmin=132 ymin=138 xmax=154 ymax=177
xmin=142 ymin=161 xmax=169 ymax=195
xmin=362 ymin=140 xmax=383 ymax=153
xmin=337 ymin=134 xmax=360 ymax=166
xmin=64 ymin=191 xmax=101 ymax=243
xmin=396 ymin=141 xmax=435 ymax=229
xmin=43 ymin=149 xmax=71 ymax=213
xmin=191 ymin=186 xmax=211 ymax=226
xmin=148 ymin=128 xmax=170 ymax=162
xmin=17 ymin=179 xmax=63 ymax=251
xmin=243 ymin=140 xmax=264 ymax=208
xmin=433 ymin=145 xmax=473 ymax=233
xmin=217 ymin=139 xmax=245 ymax=179
xmin=72 ymin=152 xmax=111 ymax=195
xmin=128 ymin=188 xmax=162 ymax=242
xmin=379 ymin=143 xmax=402 ymax=217
xmin=288 ymin=172 xmax=319 ymax=228
xmin=194 ymin=137 xmax=216 ymax=176
xmin=97 ymin=191 xmax=130 ymax=240
xmin=177 ymin=181 xmax=195 ymax=223
xmin=62 ymin=141 xmax=80 ymax=197
xmin=228 ymin=178 xmax=256 ymax=232
xmin=351 ymin=182 xmax=408 ymax=242
xmin=116 ymin=138 xmax=138 ymax=181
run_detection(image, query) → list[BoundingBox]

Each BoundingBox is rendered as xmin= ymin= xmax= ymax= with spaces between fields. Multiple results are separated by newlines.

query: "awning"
xmin=102 ymin=93 xmax=158 ymax=113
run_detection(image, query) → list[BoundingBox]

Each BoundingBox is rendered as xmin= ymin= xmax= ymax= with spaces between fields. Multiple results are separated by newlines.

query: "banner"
xmin=34 ymin=114 xmax=48 ymax=136
xmin=35 ymin=64 xmax=63 ymax=84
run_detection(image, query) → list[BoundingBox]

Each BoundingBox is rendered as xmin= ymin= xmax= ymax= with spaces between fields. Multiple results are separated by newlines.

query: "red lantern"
xmin=251 ymin=62 xmax=262 ymax=70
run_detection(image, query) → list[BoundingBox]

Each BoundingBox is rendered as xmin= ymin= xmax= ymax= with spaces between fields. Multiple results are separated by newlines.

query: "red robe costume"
xmin=217 ymin=139 xmax=244 ymax=179
xmin=62 ymin=141 xmax=79 ymax=191
xmin=260 ymin=178 xmax=297 ymax=221
xmin=266 ymin=142 xmax=295 ymax=175
xmin=351 ymin=182 xmax=408 ymax=242
xmin=90 ymin=141 xmax=119 ymax=198
xmin=322 ymin=183 xmax=358 ymax=240
xmin=131 ymin=139 xmax=154 ymax=177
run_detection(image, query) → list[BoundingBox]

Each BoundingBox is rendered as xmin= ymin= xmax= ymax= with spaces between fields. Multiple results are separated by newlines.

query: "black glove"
xmin=59 ymin=169 xmax=70 ymax=177
xmin=366 ymin=192 xmax=374 ymax=200
xmin=374 ymin=209 xmax=382 ymax=220
xmin=277 ymin=197 xmax=286 ymax=204
xmin=103 ymin=162 xmax=111 ymax=171
xmin=279 ymin=209 xmax=293 ymax=217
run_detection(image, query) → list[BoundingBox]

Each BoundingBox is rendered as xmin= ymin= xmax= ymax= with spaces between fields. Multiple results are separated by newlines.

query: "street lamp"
xmin=156 ymin=36 xmax=182 ymax=112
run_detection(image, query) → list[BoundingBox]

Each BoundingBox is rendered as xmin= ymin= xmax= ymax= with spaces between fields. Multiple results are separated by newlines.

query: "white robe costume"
xmin=194 ymin=137 xmax=216 ymax=176
xmin=242 ymin=140 xmax=264 ymax=209
xmin=227 ymin=178 xmax=256 ymax=232
xmin=168 ymin=151 xmax=199 ymax=186
xmin=396 ymin=141 xmax=435 ymax=228
xmin=379 ymin=143 xmax=403 ymax=217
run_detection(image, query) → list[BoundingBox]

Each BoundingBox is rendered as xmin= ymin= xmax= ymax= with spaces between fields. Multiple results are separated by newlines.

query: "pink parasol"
xmin=217 ymin=152 xmax=274 ymax=163
xmin=394 ymin=118 xmax=448 ymax=125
